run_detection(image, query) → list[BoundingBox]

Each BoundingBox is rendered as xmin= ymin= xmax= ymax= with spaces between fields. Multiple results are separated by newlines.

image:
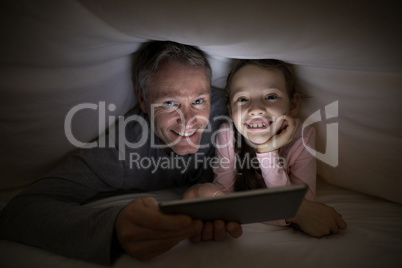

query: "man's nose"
xmin=177 ymin=105 xmax=197 ymax=127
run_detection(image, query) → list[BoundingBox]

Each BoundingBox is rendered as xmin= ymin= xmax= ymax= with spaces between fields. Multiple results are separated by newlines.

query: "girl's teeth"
xmin=248 ymin=123 xmax=266 ymax=128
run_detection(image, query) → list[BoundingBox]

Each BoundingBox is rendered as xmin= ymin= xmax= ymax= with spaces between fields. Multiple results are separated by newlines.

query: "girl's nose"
xmin=248 ymin=101 xmax=265 ymax=116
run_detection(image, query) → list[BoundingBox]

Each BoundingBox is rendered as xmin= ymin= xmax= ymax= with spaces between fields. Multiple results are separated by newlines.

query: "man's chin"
xmin=171 ymin=146 xmax=200 ymax=156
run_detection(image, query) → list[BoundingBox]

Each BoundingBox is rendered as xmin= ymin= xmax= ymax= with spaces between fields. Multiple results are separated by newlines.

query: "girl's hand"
xmin=257 ymin=115 xmax=300 ymax=153
xmin=286 ymin=199 xmax=347 ymax=237
xmin=182 ymin=183 xmax=224 ymax=199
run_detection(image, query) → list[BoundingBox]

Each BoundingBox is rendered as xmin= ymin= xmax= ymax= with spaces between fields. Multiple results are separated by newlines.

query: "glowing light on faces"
xmin=229 ymin=65 xmax=292 ymax=145
xmin=139 ymin=61 xmax=211 ymax=155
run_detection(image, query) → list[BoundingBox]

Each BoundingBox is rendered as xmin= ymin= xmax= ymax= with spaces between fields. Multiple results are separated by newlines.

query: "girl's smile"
xmin=244 ymin=118 xmax=273 ymax=131
xmin=229 ymin=64 xmax=296 ymax=145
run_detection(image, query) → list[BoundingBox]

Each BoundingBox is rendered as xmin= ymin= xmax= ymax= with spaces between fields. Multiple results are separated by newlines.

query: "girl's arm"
xmin=182 ymin=123 xmax=237 ymax=198
xmin=257 ymin=124 xmax=346 ymax=235
xmin=212 ymin=123 xmax=238 ymax=193
xmin=256 ymin=125 xmax=316 ymax=226
xmin=257 ymin=125 xmax=316 ymax=200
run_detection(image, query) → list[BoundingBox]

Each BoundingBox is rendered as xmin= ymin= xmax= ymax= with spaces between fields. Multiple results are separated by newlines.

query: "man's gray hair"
xmin=133 ymin=41 xmax=212 ymax=103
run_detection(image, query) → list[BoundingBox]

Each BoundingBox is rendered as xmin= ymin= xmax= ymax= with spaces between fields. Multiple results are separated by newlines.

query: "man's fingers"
xmin=126 ymin=233 xmax=192 ymax=261
xmin=126 ymin=220 xmax=202 ymax=241
xmin=213 ymin=220 xmax=226 ymax=241
xmin=226 ymin=222 xmax=243 ymax=238
xmin=202 ymin=221 xmax=213 ymax=240
xmin=130 ymin=197 xmax=193 ymax=231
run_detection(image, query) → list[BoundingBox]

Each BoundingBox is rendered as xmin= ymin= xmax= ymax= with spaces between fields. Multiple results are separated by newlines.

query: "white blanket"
xmin=1 ymin=179 xmax=401 ymax=267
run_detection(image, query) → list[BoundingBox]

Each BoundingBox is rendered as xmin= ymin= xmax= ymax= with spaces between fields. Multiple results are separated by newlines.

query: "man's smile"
xmin=172 ymin=129 xmax=197 ymax=137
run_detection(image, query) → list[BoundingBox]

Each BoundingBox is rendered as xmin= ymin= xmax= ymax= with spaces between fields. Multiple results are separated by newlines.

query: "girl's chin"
xmin=245 ymin=135 xmax=272 ymax=146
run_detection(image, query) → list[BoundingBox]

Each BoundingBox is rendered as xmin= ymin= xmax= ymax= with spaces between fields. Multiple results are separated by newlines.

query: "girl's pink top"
xmin=213 ymin=122 xmax=317 ymax=225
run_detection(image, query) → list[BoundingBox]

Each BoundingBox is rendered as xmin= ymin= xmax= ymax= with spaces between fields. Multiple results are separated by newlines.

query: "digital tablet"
xmin=159 ymin=184 xmax=307 ymax=224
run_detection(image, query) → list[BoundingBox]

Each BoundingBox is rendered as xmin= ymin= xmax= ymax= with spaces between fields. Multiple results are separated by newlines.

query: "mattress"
xmin=1 ymin=178 xmax=401 ymax=268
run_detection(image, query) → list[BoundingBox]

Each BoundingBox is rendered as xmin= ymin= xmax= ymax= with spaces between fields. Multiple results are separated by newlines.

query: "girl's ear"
xmin=289 ymin=93 xmax=300 ymax=117
xmin=135 ymin=86 xmax=147 ymax=114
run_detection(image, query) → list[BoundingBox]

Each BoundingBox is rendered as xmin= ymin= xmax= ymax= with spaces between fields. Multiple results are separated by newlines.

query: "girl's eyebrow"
xmin=231 ymin=87 xmax=281 ymax=96
xmin=231 ymin=90 xmax=248 ymax=98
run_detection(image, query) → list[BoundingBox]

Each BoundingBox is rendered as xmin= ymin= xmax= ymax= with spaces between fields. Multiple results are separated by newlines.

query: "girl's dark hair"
xmin=225 ymin=59 xmax=297 ymax=191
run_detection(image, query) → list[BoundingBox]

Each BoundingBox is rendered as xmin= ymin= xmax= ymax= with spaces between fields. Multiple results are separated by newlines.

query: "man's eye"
xmin=163 ymin=101 xmax=175 ymax=106
xmin=265 ymin=95 xmax=278 ymax=100
xmin=193 ymin=98 xmax=203 ymax=105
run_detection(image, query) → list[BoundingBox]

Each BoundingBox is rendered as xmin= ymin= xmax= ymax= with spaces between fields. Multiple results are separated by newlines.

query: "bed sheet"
xmin=1 ymin=178 xmax=401 ymax=268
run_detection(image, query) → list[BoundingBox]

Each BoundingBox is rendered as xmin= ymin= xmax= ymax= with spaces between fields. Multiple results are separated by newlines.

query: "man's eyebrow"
xmin=158 ymin=92 xmax=210 ymax=100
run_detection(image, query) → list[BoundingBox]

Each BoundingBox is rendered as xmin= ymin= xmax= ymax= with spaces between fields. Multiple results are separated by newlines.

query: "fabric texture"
xmin=1 ymin=179 xmax=401 ymax=268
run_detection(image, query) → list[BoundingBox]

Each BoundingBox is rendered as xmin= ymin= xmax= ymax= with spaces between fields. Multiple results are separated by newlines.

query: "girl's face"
xmin=228 ymin=64 xmax=299 ymax=145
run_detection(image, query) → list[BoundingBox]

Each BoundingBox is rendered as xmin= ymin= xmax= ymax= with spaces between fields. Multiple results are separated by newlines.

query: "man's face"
xmin=139 ymin=61 xmax=211 ymax=155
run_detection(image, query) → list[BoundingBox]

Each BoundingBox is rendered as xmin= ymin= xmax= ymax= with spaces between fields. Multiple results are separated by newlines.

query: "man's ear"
xmin=289 ymin=93 xmax=300 ymax=117
xmin=135 ymin=86 xmax=147 ymax=114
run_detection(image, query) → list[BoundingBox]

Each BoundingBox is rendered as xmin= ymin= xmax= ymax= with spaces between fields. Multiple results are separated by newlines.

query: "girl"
xmin=184 ymin=59 xmax=347 ymax=238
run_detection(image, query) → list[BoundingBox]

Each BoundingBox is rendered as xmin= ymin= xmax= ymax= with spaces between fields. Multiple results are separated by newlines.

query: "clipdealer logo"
xmin=302 ymin=101 xmax=339 ymax=167
xmin=64 ymin=100 xmax=339 ymax=166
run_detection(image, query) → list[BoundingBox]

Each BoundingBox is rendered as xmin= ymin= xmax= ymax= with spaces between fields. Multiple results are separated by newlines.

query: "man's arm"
xmin=0 ymin=142 xmax=132 ymax=264
xmin=0 ymin=137 xmax=208 ymax=264
xmin=0 ymin=177 xmax=124 ymax=265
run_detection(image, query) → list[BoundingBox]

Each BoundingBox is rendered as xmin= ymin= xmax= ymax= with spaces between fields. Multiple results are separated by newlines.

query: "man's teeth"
xmin=247 ymin=123 xmax=266 ymax=128
xmin=174 ymin=130 xmax=196 ymax=136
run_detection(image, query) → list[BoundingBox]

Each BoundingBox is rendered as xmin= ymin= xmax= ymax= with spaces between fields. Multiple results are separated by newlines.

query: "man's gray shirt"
xmin=0 ymin=88 xmax=227 ymax=265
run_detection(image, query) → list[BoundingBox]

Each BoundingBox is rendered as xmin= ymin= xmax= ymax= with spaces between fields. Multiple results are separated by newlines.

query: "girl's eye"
xmin=236 ymin=97 xmax=248 ymax=103
xmin=193 ymin=98 xmax=203 ymax=105
xmin=265 ymin=95 xmax=278 ymax=100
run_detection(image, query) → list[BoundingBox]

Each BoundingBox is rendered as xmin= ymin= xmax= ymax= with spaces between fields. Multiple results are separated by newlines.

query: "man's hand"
xmin=286 ymin=199 xmax=347 ymax=237
xmin=115 ymin=196 xmax=203 ymax=261
xmin=257 ymin=115 xmax=300 ymax=153
xmin=182 ymin=183 xmax=243 ymax=242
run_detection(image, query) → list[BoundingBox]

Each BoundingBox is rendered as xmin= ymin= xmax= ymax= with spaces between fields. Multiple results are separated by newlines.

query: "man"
xmin=0 ymin=41 xmax=242 ymax=265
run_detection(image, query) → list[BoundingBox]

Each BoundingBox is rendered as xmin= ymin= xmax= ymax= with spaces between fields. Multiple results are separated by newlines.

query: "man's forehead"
xmin=147 ymin=62 xmax=211 ymax=100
